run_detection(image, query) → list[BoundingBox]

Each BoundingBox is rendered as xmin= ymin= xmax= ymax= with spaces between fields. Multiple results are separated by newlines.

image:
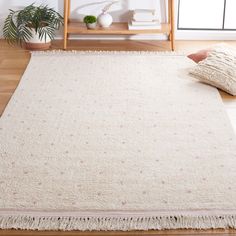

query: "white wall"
xmin=0 ymin=0 xmax=168 ymax=40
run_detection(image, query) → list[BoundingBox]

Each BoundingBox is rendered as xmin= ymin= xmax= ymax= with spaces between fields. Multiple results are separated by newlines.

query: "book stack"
xmin=128 ymin=9 xmax=161 ymax=30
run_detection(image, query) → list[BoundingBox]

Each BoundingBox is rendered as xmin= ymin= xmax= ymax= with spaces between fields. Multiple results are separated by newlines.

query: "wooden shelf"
xmin=68 ymin=22 xmax=170 ymax=35
xmin=63 ymin=0 xmax=175 ymax=51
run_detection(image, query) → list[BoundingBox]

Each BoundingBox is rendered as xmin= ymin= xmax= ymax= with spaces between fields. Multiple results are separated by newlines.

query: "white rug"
xmin=1 ymin=51 xmax=236 ymax=231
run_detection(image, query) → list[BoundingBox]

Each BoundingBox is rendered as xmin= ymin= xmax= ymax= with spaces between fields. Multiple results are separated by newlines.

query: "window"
xmin=224 ymin=0 xmax=236 ymax=29
xmin=178 ymin=0 xmax=236 ymax=31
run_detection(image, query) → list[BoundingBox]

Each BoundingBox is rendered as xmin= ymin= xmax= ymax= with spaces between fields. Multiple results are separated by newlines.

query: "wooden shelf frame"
xmin=63 ymin=0 xmax=175 ymax=50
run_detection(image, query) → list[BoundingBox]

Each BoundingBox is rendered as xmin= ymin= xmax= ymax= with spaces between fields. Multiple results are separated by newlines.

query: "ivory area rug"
xmin=1 ymin=51 xmax=236 ymax=231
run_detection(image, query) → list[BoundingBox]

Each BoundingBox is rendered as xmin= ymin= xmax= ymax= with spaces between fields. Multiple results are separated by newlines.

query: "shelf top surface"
xmin=67 ymin=22 xmax=170 ymax=35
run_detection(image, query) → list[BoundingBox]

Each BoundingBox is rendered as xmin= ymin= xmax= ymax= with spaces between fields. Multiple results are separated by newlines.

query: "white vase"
xmin=98 ymin=12 xmax=113 ymax=28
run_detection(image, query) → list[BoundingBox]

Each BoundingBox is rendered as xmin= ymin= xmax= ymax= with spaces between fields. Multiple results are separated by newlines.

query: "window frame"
xmin=177 ymin=0 xmax=236 ymax=31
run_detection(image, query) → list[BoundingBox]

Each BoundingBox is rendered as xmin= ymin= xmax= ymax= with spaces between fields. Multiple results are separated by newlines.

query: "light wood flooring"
xmin=0 ymin=39 xmax=236 ymax=236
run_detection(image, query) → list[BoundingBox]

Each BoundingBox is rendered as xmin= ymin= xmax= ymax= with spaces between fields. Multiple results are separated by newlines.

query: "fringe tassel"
xmin=30 ymin=50 xmax=186 ymax=56
xmin=1 ymin=215 xmax=236 ymax=231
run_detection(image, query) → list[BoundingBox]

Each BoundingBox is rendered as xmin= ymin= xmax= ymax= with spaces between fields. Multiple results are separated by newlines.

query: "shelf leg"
xmin=168 ymin=0 xmax=175 ymax=51
xmin=63 ymin=0 xmax=69 ymax=50
xmin=63 ymin=35 xmax=68 ymax=50
xmin=68 ymin=0 xmax=71 ymax=19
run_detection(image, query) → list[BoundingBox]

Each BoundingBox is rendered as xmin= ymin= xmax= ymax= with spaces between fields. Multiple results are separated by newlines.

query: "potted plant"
xmin=83 ymin=15 xmax=97 ymax=30
xmin=3 ymin=4 xmax=63 ymax=50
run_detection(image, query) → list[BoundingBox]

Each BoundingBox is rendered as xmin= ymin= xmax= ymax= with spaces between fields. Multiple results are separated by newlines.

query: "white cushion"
xmin=189 ymin=45 xmax=236 ymax=96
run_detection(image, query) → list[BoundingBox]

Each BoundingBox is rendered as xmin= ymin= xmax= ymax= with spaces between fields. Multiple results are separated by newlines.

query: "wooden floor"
xmin=1 ymin=39 xmax=236 ymax=236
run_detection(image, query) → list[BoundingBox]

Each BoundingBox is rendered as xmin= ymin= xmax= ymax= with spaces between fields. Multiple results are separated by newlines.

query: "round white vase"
xmin=98 ymin=12 xmax=113 ymax=28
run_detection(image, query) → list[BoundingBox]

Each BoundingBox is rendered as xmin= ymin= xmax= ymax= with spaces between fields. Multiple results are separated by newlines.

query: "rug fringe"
xmin=1 ymin=215 xmax=236 ymax=231
xmin=30 ymin=50 xmax=186 ymax=56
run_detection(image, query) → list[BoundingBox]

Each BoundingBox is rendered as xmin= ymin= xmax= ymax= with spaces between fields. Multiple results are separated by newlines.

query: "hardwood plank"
xmin=0 ymin=93 xmax=13 ymax=115
xmin=0 ymin=80 xmax=20 ymax=93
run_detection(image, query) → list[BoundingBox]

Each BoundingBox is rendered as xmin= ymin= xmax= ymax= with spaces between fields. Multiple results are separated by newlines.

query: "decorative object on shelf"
xmin=133 ymin=9 xmax=156 ymax=22
xmin=84 ymin=15 xmax=97 ymax=29
xmin=98 ymin=1 xmax=119 ymax=28
xmin=129 ymin=9 xmax=161 ymax=30
xmin=98 ymin=12 xmax=112 ymax=28
xmin=3 ymin=4 xmax=63 ymax=50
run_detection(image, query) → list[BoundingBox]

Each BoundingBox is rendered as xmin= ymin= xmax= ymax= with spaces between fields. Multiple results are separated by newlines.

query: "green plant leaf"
xmin=3 ymin=3 xmax=64 ymax=46
xmin=84 ymin=15 xmax=97 ymax=24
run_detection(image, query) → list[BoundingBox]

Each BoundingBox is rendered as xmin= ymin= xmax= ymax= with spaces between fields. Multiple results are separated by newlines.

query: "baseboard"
xmin=176 ymin=30 xmax=236 ymax=40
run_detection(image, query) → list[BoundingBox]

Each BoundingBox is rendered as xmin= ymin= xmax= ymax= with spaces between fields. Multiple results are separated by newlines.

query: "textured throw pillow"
xmin=189 ymin=46 xmax=236 ymax=96
xmin=187 ymin=49 xmax=211 ymax=63
xmin=187 ymin=43 xmax=231 ymax=63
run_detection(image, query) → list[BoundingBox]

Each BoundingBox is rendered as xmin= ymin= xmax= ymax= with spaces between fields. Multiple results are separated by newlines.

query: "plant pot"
xmin=25 ymin=28 xmax=51 ymax=51
xmin=86 ymin=22 xmax=97 ymax=30
xmin=98 ymin=12 xmax=113 ymax=28
xmin=25 ymin=41 xmax=51 ymax=50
